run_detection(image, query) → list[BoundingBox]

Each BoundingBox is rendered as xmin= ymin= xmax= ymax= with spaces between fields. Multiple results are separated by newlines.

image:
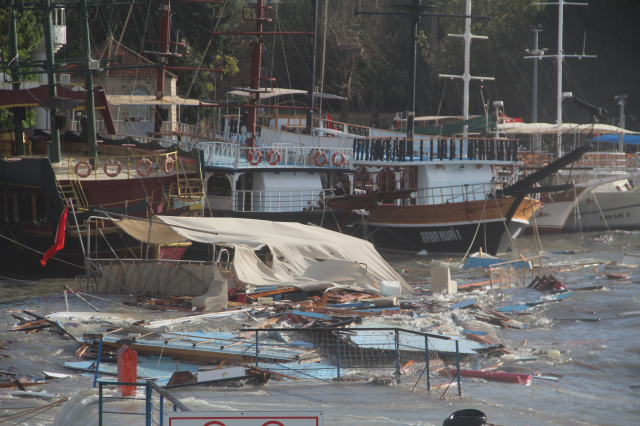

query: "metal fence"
xmin=242 ymin=327 xmax=462 ymax=394
xmin=98 ymin=380 xmax=189 ymax=426
xmin=489 ymin=255 xmax=543 ymax=289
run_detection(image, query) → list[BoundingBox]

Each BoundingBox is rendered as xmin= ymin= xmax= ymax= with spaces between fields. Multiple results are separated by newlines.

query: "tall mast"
xmin=44 ymin=0 xmax=61 ymax=162
xmin=305 ymin=0 xmax=317 ymax=135
xmin=556 ymin=0 xmax=563 ymax=158
xmin=439 ymin=0 xmax=493 ymax=137
xmin=80 ymin=0 xmax=98 ymax=161
xmin=9 ymin=0 xmax=24 ymax=156
xmin=356 ymin=2 xmax=488 ymax=142
xmin=528 ymin=0 xmax=592 ymax=157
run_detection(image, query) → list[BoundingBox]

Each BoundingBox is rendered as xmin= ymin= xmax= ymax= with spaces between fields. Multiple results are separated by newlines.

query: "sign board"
xmin=165 ymin=411 xmax=324 ymax=426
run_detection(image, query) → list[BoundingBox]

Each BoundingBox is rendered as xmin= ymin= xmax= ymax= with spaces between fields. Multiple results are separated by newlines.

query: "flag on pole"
xmin=326 ymin=112 xmax=337 ymax=130
xmin=40 ymin=208 xmax=67 ymax=267
xmin=394 ymin=113 xmax=401 ymax=129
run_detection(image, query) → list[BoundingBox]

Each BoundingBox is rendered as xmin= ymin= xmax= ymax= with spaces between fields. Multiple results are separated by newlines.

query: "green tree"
xmin=0 ymin=8 xmax=44 ymax=130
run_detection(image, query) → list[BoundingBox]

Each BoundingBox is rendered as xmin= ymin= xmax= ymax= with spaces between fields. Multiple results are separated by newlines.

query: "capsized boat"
xmin=85 ymin=216 xmax=414 ymax=298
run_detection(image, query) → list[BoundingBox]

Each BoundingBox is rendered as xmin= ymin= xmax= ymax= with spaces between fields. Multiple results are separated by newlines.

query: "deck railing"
xmin=231 ymin=189 xmax=334 ymax=212
xmin=200 ymin=142 xmax=353 ymax=170
xmin=352 ymin=137 xmax=519 ymax=163
xmin=489 ymin=255 xmax=544 ymax=289
xmin=414 ymin=183 xmax=494 ymax=205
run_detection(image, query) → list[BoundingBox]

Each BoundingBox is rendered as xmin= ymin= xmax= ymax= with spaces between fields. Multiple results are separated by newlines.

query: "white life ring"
xmin=163 ymin=157 xmax=175 ymax=174
xmin=313 ymin=151 xmax=327 ymax=167
xmin=136 ymin=158 xmax=153 ymax=177
xmin=103 ymin=159 xmax=121 ymax=177
xmin=267 ymin=150 xmax=281 ymax=165
xmin=248 ymin=150 xmax=263 ymax=166
xmin=332 ymin=152 xmax=346 ymax=167
xmin=74 ymin=160 xmax=92 ymax=178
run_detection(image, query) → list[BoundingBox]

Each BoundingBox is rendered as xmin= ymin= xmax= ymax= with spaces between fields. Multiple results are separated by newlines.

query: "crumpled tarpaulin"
xmin=113 ymin=216 xmax=413 ymax=294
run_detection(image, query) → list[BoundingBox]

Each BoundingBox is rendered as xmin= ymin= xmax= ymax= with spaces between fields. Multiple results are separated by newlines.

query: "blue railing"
xmin=98 ymin=380 xmax=190 ymax=426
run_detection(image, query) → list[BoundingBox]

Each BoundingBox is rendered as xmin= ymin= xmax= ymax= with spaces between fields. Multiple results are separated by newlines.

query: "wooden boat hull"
xmin=343 ymin=197 xmax=539 ymax=256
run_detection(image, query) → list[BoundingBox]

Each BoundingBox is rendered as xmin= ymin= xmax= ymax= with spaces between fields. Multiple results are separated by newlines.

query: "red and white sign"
xmin=165 ymin=411 xmax=323 ymax=426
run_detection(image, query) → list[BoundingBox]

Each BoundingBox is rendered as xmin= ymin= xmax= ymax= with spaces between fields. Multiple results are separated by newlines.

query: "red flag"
xmin=41 ymin=208 xmax=67 ymax=267
xmin=326 ymin=112 xmax=337 ymax=130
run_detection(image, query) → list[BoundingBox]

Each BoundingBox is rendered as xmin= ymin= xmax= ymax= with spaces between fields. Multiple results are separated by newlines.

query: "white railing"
xmin=232 ymin=189 xmax=330 ymax=212
xmin=200 ymin=142 xmax=353 ymax=170
xmin=415 ymin=183 xmax=494 ymax=205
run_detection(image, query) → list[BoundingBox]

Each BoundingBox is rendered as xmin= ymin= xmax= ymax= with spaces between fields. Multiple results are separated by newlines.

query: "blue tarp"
xmin=592 ymin=134 xmax=640 ymax=145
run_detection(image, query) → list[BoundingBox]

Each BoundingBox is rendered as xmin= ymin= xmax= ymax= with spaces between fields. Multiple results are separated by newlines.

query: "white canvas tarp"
xmin=114 ymin=217 xmax=412 ymax=294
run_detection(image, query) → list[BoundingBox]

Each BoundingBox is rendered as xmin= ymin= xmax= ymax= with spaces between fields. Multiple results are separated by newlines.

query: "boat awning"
xmin=106 ymin=95 xmax=200 ymax=106
xmin=592 ymin=134 xmax=640 ymax=145
xmin=498 ymin=122 xmax=639 ymax=135
xmin=0 ymin=86 xmax=116 ymax=134
xmin=113 ymin=216 xmax=412 ymax=294
xmin=227 ymin=88 xmax=347 ymax=101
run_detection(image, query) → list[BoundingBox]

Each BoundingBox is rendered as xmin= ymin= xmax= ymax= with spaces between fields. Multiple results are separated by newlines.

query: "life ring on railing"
xmin=332 ymin=152 xmax=346 ymax=167
xmin=102 ymin=159 xmax=121 ymax=177
xmin=163 ymin=157 xmax=175 ymax=174
xmin=74 ymin=160 xmax=92 ymax=178
xmin=136 ymin=158 xmax=154 ymax=177
xmin=313 ymin=151 xmax=327 ymax=166
xmin=248 ymin=150 xmax=263 ymax=166
xmin=266 ymin=150 xmax=281 ymax=165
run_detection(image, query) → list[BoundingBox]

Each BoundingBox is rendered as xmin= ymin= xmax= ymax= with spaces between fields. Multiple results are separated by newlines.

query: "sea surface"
xmin=1 ymin=232 xmax=640 ymax=425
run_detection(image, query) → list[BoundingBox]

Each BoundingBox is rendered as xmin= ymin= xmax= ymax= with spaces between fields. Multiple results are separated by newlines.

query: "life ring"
xmin=313 ymin=151 xmax=327 ymax=166
xmin=102 ymin=159 xmax=121 ymax=177
xmin=266 ymin=150 xmax=281 ymax=165
xmin=163 ymin=157 xmax=175 ymax=174
xmin=136 ymin=158 xmax=153 ymax=177
xmin=248 ymin=150 xmax=262 ymax=166
xmin=332 ymin=152 xmax=346 ymax=167
xmin=74 ymin=160 xmax=92 ymax=178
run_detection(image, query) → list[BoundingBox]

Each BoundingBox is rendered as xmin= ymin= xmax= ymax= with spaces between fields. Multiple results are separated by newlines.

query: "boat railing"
xmin=199 ymin=142 xmax=353 ymax=170
xmin=489 ymin=255 xmax=544 ymax=289
xmin=352 ymin=136 xmax=519 ymax=163
xmin=63 ymin=151 xmax=179 ymax=181
xmin=231 ymin=189 xmax=334 ymax=213
xmin=414 ymin=183 xmax=494 ymax=205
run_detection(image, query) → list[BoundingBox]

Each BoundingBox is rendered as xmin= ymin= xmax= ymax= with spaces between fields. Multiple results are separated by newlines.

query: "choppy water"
xmin=2 ymin=232 xmax=640 ymax=425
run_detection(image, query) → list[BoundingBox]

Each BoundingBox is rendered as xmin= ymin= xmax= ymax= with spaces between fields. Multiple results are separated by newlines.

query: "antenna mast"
xmin=438 ymin=0 xmax=494 ymax=138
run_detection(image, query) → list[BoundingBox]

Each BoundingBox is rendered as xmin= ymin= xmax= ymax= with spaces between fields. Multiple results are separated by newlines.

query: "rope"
xmin=591 ymin=192 xmax=615 ymax=240
xmin=458 ymin=196 xmax=489 ymax=266
xmin=0 ymin=234 xmax=83 ymax=269
xmin=529 ymin=197 xmax=544 ymax=254
xmin=0 ymin=396 xmax=69 ymax=424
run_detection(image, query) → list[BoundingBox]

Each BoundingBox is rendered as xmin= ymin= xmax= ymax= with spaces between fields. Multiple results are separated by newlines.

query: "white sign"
xmin=165 ymin=411 xmax=324 ymax=426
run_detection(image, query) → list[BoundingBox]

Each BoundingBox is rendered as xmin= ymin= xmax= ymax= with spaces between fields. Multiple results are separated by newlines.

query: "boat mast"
xmin=305 ymin=0 xmax=317 ymax=135
xmin=44 ymin=0 xmax=61 ymax=162
xmin=439 ymin=0 xmax=493 ymax=138
xmin=80 ymin=0 xmax=98 ymax=161
xmin=356 ymin=1 xmax=488 ymax=143
xmin=9 ymin=0 xmax=24 ymax=156
xmin=532 ymin=0 xmax=592 ymax=157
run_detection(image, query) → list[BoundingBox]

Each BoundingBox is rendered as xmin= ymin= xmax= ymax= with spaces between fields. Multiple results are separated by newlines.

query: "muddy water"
xmin=1 ymin=232 xmax=640 ymax=425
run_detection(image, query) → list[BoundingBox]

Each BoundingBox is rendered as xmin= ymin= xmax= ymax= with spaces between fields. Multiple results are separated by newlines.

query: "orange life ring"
xmin=248 ymin=150 xmax=263 ymax=166
xmin=74 ymin=160 xmax=92 ymax=178
xmin=136 ymin=158 xmax=153 ymax=177
xmin=266 ymin=150 xmax=281 ymax=165
xmin=163 ymin=157 xmax=175 ymax=174
xmin=332 ymin=152 xmax=346 ymax=167
xmin=313 ymin=151 xmax=327 ymax=166
xmin=102 ymin=159 xmax=121 ymax=177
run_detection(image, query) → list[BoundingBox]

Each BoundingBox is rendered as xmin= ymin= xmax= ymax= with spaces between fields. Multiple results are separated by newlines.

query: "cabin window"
xmin=207 ymin=174 xmax=232 ymax=197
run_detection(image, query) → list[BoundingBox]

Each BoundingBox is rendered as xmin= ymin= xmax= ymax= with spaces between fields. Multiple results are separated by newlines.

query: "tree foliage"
xmin=0 ymin=8 xmax=44 ymax=130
